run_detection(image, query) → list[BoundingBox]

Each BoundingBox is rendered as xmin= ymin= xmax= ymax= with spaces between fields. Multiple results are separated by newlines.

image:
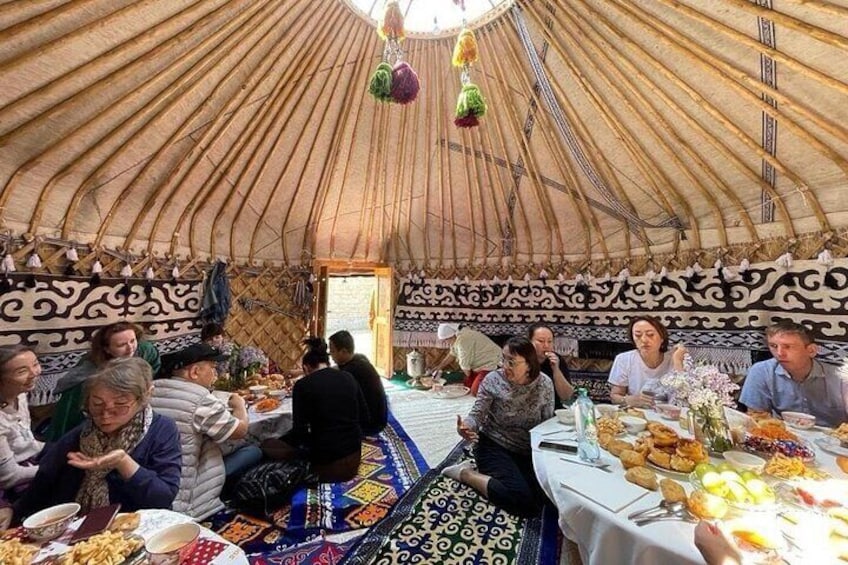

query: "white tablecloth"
xmin=531 ymin=413 xmax=842 ymax=565
xmin=247 ymin=397 xmax=293 ymax=441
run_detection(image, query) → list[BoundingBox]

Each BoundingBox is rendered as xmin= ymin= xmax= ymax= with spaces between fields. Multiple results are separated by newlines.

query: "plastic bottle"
xmin=573 ymin=388 xmax=601 ymax=462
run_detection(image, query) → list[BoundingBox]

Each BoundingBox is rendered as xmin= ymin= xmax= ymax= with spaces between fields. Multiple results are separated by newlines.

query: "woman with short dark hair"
xmin=0 ymin=346 xmax=44 ymax=494
xmin=442 ymin=336 xmax=554 ymax=517
xmin=15 ymin=357 xmax=181 ymax=519
xmin=608 ymin=316 xmax=685 ymax=407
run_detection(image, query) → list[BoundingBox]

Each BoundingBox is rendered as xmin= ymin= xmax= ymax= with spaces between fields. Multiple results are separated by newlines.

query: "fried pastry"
xmin=647 ymin=448 xmax=672 ymax=469
xmin=660 ymin=478 xmax=687 ymax=503
xmin=598 ymin=432 xmax=614 ymax=450
xmin=619 ymin=449 xmax=646 ymax=469
xmin=687 ymin=489 xmax=728 ymax=519
xmin=633 ymin=436 xmax=654 ymax=455
xmin=647 ymin=422 xmax=679 ymax=447
xmin=675 ymin=438 xmax=708 ymax=463
xmin=670 ymin=454 xmax=696 ymax=473
xmin=607 ymin=439 xmax=634 ymax=457
xmin=625 ymin=466 xmax=658 ymax=491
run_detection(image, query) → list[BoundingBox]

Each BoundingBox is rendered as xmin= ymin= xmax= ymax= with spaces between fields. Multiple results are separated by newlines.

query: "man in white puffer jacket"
xmin=152 ymin=343 xmax=261 ymax=519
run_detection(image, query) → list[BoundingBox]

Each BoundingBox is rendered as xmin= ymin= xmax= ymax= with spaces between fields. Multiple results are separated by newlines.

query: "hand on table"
xmin=456 ymin=415 xmax=478 ymax=442
xmin=67 ymin=449 xmax=128 ymax=471
xmin=626 ymin=394 xmax=655 ymax=409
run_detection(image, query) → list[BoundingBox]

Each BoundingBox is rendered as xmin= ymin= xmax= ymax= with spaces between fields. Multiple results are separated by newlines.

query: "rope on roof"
xmin=512 ymin=6 xmax=684 ymax=239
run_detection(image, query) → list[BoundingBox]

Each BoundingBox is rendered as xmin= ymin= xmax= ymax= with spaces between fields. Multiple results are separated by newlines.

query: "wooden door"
xmin=372 ymin=267 xmax=393 ymax=377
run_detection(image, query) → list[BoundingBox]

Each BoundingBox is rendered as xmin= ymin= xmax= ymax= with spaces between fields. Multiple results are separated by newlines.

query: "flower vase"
xmin=689 ymin=405 xmax=733 ymax=453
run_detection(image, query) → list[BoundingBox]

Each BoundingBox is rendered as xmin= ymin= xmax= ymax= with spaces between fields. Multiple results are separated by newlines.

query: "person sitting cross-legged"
xmin=328 ymin=330 xmax=387 ymax=435
xmin=151 ymin=343 xmax=262 ymax=519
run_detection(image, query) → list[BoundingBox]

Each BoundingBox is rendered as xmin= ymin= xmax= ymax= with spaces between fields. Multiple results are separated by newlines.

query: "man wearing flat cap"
xmin=430 ymin=323 xmax=502 ymax=396
xmin=151 ymin=343 xmax=261 ymax=519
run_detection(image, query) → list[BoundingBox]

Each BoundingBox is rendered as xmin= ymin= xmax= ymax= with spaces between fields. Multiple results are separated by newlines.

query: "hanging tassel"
xmin=90 ymin=259 xmax=103 ymax=286
xmin=616 ymin=268 xmax=630 ymax=301
xmin=817 ymin=249 xmax=838 ymax=289
xmin=390 ymin=62 xmax=419 ymax=104
xmin=658 ymin=266 xmax=671 ymax=286
xmin=170 ymin=265 xmax=180 ymax=284
xmin=144 ymin=266 xmax=155 ymax=296
xmin=377 ymin=0 xmax=405 ymax=41
xmin=26 ymin=252 xmax=42 ymax=269
xmin=739 ymin=258 xmax=752 ymax=283
xmin=368 ymin=62 xmax=394 ymax=102
xmin=120 ymin=263 xmax=132 ymax=278
xmin=2 ymin=254 xmax=15 ymax=273
xmin=776 ymin=252 xmax=795 ymax=287
xmin=454 ymin=83 xmax=487 ymax=127
xmin=452 ymin=29 xmax=479 ymax=67
xmin=66 ymin=247 xmax=79 ymax=262
xmin=539 ymin=268 xmax=548 ymax=281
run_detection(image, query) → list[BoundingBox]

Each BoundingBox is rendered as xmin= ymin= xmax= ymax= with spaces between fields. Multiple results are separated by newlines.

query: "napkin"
xmin=555 ymin=455 xmax=651 ymax=513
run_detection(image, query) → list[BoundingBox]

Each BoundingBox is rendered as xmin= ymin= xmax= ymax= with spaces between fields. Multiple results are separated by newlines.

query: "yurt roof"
xmin=0 ymin=0 xmax=846 ymax=271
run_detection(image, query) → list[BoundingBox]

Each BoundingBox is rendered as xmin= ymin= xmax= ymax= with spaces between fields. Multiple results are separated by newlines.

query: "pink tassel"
xmin=390 ymin=62 xmax=419 ymax=104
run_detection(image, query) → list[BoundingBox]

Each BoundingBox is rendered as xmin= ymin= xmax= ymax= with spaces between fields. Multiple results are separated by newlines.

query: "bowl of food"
xmin=655 ymin=403 xmax=682 ymax=421
xmin=723 ymin=450 xmax=766 ymax=473
xmin=248 ymin=385 xmax=268 ymax=397
xmin=555 ymin=408 xmax=574 ymax=425
xmin=145 ymin=522 xmax=200 ymax=565
xmin=619 ymin=415 xmax=647 ymax=434
xmin=23 ymin=502 xmax=80 ymax=542
xmin=595 ymin=404 xmax=619 ymax=419
xmin=782 ymin=411 xmax=816 ymax=430
xmin=267 ymin=389 xmax=287 ymax=399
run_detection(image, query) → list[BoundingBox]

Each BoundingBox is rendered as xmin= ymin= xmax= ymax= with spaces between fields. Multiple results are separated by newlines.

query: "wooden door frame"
xmin=311 ymin=260 xmax=392 ymax=374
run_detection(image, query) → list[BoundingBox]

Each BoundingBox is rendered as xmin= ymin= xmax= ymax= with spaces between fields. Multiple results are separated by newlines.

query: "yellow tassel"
xmin=378 ymin=1 xmax=405 ymax=41
xmin=452 ymin=28 xmax=478 ymax=67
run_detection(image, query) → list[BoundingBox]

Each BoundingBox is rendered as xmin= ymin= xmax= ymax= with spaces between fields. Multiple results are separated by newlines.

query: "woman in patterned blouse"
xmin=442 ymin=336 xmax=554 ymax=517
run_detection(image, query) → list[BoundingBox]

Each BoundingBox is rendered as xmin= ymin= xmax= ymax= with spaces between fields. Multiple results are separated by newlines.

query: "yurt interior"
xmin=1 ymin=0 xmax=847 ymax=563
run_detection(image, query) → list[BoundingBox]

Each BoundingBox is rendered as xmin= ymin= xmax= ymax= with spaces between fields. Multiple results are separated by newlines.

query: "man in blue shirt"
xmin=739 ymin=320 xmax=847 ymax=427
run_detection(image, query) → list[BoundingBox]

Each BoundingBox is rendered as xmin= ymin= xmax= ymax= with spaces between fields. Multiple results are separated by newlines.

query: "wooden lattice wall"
xmin=225 ymin=266 xmax=310 ymax=372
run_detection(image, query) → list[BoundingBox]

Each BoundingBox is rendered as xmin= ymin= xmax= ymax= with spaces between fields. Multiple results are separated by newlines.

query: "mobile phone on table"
xmin=538 ymin=441 xmax=579 ymax=454
xmin=69 ymin=503 xmax=121 ymax=544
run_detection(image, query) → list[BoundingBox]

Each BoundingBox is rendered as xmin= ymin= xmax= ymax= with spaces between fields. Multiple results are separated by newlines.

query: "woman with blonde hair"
xmin=15 ymin=357 xmax=181 ymax=518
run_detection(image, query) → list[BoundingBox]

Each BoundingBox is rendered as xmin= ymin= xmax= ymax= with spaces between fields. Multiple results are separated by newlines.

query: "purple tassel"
xmin=390 ymin=62 xmax=419 ymax=105
xmin=454 ymin=114 xmax=479 ymax=128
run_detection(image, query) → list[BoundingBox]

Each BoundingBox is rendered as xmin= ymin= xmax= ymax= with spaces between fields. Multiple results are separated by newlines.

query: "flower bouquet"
xmin=213 ymin=344 xmax=269 ymax=390
xmin=661 ymin=356 xmax=739 ymax=453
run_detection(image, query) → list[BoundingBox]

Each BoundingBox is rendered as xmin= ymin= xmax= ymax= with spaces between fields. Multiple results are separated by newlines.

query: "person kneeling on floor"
xmin=152 ymin=343 xmax=262 ymax=519
xmin=261 ymin=338 xmax=368 ymax=483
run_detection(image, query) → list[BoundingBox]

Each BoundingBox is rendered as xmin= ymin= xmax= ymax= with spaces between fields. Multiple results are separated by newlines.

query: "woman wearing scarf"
xmin=14 ymin=358 xmax=181 ymax=520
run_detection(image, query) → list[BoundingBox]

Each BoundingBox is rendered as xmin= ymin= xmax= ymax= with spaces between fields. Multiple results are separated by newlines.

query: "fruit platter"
xmin=690 ymin=462 xmax=778 ymax=511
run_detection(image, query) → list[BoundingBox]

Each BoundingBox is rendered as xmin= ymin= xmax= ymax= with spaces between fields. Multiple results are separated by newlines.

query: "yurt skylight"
xmin=346 ymin=0 xmax=514 ymax=37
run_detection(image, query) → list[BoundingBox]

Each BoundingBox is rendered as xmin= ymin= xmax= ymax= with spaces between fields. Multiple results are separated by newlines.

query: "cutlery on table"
xmin=558 ymin=456 xmax=612 ymax=473
xmin=634 ymin=513 xmax=698 ymax=526
xmin=627 ymin=500 xmax=685 ymax=520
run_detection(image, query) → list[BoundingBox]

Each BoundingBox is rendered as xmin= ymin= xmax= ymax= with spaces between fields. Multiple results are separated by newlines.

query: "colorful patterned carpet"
xmin=338 ymin=441 xmax=562 ymax=565
xmin=205 ymin=412 xmax=428 ymax=558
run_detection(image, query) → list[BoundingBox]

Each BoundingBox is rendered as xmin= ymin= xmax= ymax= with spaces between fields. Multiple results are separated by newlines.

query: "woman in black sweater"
xmin=261 ymin=338 xmax=368 ymax=482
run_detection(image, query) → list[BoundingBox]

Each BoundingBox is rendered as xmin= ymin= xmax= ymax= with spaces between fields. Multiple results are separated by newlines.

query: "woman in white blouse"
xmin=0 ymin=346 xmax=44 ymax=493
xmin=608 ymin=316 xmax=685 ymax=407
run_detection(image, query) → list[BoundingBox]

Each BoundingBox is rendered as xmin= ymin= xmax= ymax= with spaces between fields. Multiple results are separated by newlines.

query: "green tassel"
xmin=369 ymin=62 xmax=394 ymax=102
xmin=455 ymin=83 xmax=487 ymax=118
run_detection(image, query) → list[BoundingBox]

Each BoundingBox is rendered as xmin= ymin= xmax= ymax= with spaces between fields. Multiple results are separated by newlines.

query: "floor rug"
xmin=206 ymin=411 xmax=428 ymax=556
xmin=247 ymin=534 xmax=362 ymax=565
xmin=338 ymin=441 xmax=562 ymax=565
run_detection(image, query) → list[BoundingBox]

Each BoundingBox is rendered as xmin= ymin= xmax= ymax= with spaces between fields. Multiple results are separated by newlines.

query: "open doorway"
xmin=325 ymin=275 xmax=376 ymax=363
xmin=314 ymin=263 xmax=393 ymax=377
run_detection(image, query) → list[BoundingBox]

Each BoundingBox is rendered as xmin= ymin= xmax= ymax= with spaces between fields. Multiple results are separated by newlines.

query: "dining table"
xmin=531 ymin=410 xmax=845 ymax=565
xmin=4 ymin=508 xmax=248 ymax=564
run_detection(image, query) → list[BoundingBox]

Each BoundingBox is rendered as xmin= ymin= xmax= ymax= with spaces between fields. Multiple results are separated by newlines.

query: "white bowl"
xmin=595 ymin=404 xmax=619 ymax=419
xmin=555 ymin=408 xmax=574 ymax=425
xmin=723 ymin=450 xmax=766 ymax=473
xmin=23 ymin=503 xmax=80 ymax=542
xmin=248 ymin=385 xmax=268 ymax=395
xmin=267 ymin=389 xmax=287 ymax=399
xmin=782 ymin=411 xmax=816 ymax=430
xmin=145 ymin=522 xmax=200 ymax=565
xmin=619 ymin=415 xmax=647 ymax=434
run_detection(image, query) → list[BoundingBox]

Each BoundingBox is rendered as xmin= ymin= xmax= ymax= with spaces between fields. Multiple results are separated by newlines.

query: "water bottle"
xmin=573 ymin=388 xmax=600 ymax=462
